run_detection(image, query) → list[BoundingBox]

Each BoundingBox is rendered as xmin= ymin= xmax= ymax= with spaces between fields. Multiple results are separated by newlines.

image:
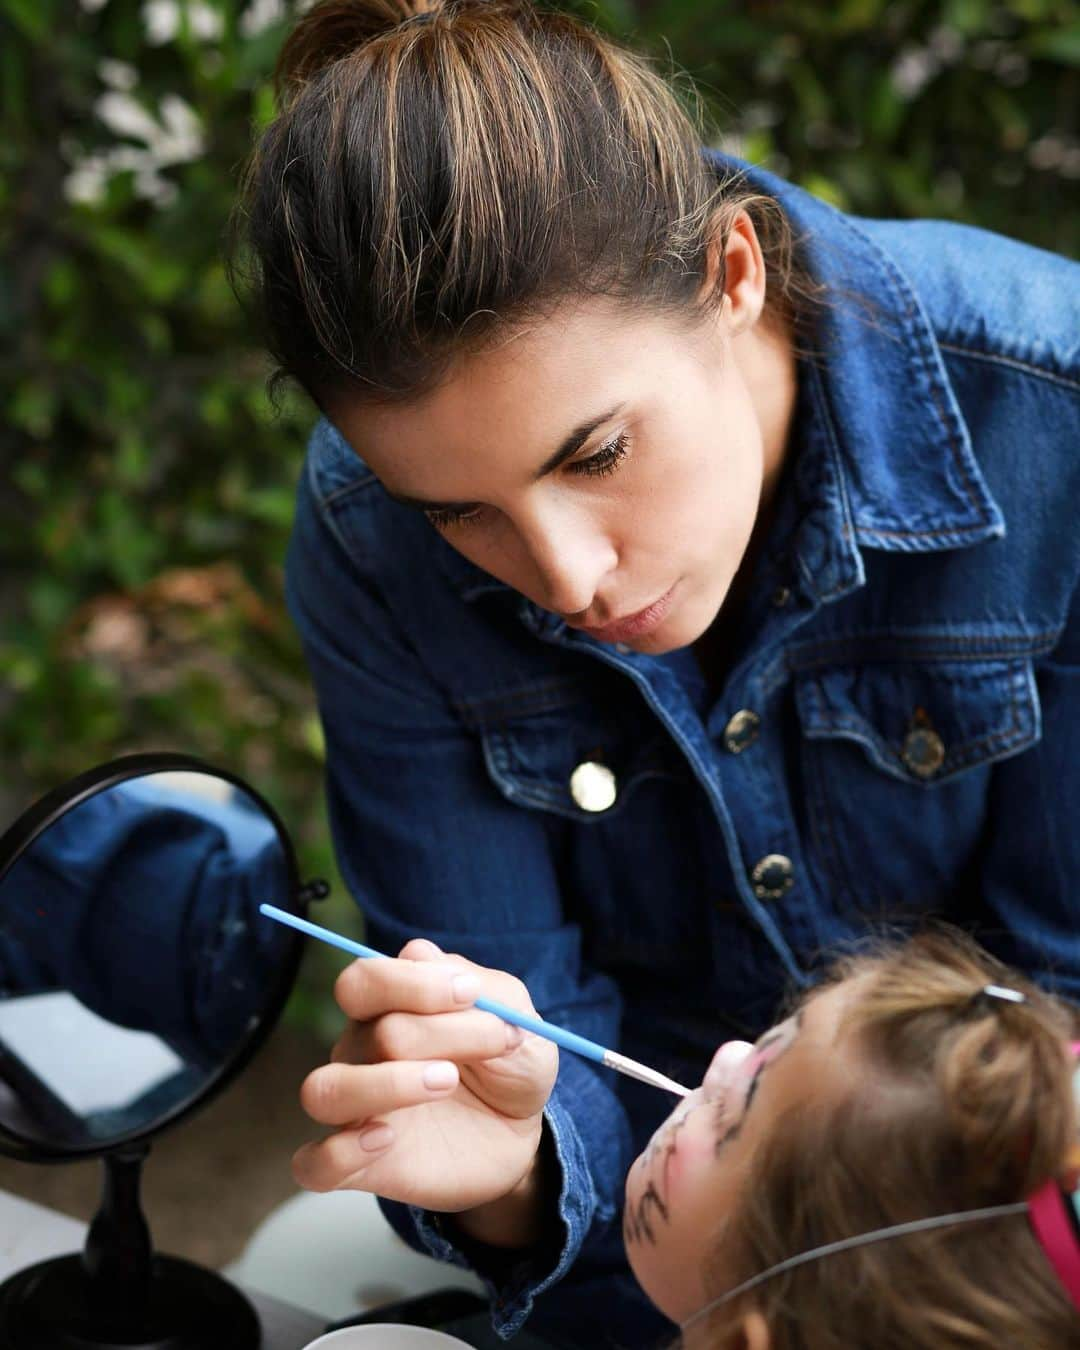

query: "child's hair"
xmin=228 ymin=0 xmax=820 ymax=411
xmin=698 ymin=928 xmax=1080 ymax=1350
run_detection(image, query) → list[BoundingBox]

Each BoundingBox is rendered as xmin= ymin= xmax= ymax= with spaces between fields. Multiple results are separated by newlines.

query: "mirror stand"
xmin=0 ymin=1143 xmax=260 ymax=1349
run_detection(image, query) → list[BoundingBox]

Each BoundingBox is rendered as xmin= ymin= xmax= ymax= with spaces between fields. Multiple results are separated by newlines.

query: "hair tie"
xmin=974 ymin=983 xmax=1027 ymax=1009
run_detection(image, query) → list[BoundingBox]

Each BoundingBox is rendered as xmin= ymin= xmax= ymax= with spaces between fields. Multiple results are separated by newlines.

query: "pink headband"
xmin=1026 ymin=1039 xmax=1080 ymax=1310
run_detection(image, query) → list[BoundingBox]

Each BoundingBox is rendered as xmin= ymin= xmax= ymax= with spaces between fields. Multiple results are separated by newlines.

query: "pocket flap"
xmin=467 ymin=679 xmax=685 ymax=820
xmin=794 ymin=658 xmax=1040 ymax=785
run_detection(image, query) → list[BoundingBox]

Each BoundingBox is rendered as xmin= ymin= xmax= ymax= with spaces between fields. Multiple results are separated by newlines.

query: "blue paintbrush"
xmin=260 ymin=904 xmax=689 ymax=1098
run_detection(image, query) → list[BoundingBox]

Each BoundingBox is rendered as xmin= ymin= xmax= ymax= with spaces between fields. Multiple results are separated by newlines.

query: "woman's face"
xmin=333 ymin=217 xmax=795 ymax=655
xmin=623 ymin=981 xmax=853 ymax=1325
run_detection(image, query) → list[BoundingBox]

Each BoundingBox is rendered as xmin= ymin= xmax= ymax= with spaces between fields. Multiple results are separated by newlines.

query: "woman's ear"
xmin=697 ymin=208 xmax=767 ymax=336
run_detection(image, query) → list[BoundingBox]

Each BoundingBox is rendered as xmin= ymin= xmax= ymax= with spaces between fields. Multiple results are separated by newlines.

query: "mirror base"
xmin=0 ymin=1252 xmax=261 ymax=1349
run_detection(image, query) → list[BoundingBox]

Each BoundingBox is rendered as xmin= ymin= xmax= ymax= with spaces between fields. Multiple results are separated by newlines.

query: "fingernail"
xmin=410 ymin=939 xmax=443 ymax=958
xmin=357 ymin=1123 xmax=393 ymax=1153
xmin=423 ymin=1061 xmax=458 ymax=1091
xmin=452 ymin=974 xmax=480 ymax=1003
xmin=505 ymin=1023 xmax=524 ymax=1050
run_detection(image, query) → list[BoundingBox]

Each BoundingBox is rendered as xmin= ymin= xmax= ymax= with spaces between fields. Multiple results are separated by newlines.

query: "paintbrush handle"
xmin=259 ymin=904 xmax=689 ymax=1098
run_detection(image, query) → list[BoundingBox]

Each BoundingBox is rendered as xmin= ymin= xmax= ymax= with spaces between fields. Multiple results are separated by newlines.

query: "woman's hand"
xmin=291 ymin=939 xmax=559 ymax=1222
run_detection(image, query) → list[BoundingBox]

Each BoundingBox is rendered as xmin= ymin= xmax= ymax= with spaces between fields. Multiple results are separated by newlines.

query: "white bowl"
xmin=302 ymin=1326 xmax=475 ymax=1349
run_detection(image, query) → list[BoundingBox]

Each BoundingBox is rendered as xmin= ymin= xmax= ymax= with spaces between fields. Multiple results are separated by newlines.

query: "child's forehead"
xmin=800 ymin=967 xmax=877 ymax=1032
xmin=775 ymin=974 xmax=874 ymax=1089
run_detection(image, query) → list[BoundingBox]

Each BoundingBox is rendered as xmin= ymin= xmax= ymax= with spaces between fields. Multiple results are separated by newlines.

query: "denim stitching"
xmin=858 ymin=521 xmax=1004 ymax=541
xmin=786 ymin=629 xmax=1059 ymax=669
xmin=453 ymin=677 xmax=585 ymax=726
xmin=803 ymin=345 xmax=860 ymax=603
xmin=939 ymin=343 xmax=1080 ymax=394
xmin=838 ymin=216 xmax=988 ymax=523
xmin=320 ymin=468 xmax=379 ymax=509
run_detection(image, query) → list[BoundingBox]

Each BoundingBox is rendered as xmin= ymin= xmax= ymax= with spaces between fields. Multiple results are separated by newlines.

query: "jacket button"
xmin=723 ymin=709 xmax=761 ymax=753
xmin=902 ymin=726 xmax=946 ymax=779
xmin=751 ymin=854 xmax=794 ymax=900
xmin=569 ymin=761 xmax=617 ymax=812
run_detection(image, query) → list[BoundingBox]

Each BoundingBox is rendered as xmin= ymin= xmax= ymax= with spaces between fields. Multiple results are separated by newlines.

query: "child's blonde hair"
xmin=700 ymin=928 xmax=1080 ymax=1349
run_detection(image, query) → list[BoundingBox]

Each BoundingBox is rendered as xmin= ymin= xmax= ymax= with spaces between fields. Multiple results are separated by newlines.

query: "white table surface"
xmin=0 ymin=1188 xmax=327 ymax=1350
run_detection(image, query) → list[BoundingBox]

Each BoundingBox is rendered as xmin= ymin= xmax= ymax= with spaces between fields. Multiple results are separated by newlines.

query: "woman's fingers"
xmin=330 ymin=1007 xmax=524 ymax=1068
xmin=333 ymin=953 xmax=481 ymax=1022
xmin=398 ymin=937 xmax=452 ymax=962
xmin=300 ymin=1057 xmax=460 ymax=1128
xmin=333 ymin=943 xmax=535 ymax=1024
xmin=291 ymin=1121 xmax=397 ymax=1193
xmin=345 ymin=1007 xmax=526 ymax=1066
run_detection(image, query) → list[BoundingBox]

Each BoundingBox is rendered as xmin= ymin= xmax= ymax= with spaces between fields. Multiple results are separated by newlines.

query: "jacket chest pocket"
xmin=794 ymin=657 xmax=1040 ymax=919
xmin=465 ymin=677 xmax=711 ymax=965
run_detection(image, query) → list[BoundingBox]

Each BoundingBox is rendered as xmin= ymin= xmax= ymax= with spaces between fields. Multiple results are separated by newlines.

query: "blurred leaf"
xmin=1 ymin=0 xmax=50 ymax=40
xmin=798 ymin=172 xmax=849 ymax=210
xmin=867 ymin=71 xmax=905 ymax=142
xmin=1027 ymin=24 xmax=1080 ymax=65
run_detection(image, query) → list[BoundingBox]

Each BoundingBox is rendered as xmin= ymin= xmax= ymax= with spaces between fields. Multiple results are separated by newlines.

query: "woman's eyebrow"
xmin=531 ymin=403 xmax=625 ymax=478
xmin=382 ymin=402 xmax=626 ymax=510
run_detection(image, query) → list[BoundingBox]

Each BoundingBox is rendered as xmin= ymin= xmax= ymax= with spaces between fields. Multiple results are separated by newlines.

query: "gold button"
xmin=902 ymin=726 xmax=945 ymax=779
xmin=723 ymin=709 xmax=761 ymax=754
xmin=569 ymin=761 xmax=617 ymax=812
xmin=751 ymin=854 xmax=794 ymax=901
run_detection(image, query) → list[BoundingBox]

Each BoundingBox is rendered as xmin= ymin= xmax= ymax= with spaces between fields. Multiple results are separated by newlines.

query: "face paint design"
xmin=625 ymin=1093 xmax=702 ymax=1245
xmin=623 ymin=984 xmax=852 ymax=1324
xmin=624 ymin=1015 xmax=803 ymax=1251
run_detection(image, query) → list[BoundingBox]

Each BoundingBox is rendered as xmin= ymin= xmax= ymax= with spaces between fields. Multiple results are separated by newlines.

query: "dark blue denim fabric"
xmin=285 ymin=155 xmax=1080 ymax=1346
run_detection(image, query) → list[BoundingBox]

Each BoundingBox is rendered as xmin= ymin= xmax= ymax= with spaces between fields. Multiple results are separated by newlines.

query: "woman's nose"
xmin=517 ymin=503 xmax=617 ymax=617
xmin=702 ymin=1040 xmax=754 ymax=1103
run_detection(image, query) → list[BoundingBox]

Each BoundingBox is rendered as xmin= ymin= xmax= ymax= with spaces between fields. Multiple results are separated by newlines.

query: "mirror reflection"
xmin=0 ymin=770 xmax=294 ymax=1151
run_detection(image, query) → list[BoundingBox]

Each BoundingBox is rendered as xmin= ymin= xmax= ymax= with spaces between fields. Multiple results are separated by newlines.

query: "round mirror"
xmin=0 ymin=753 xmax=303 ymax=1158
xmin=0 ymin=753 xmax=314 ymax=1350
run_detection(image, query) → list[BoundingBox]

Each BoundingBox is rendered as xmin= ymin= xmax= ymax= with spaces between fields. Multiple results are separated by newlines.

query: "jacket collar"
xmin=436 ymin=155 xmax=1004 ymax=608
xmin=732 ymin=154 xmax=1004 ymax=555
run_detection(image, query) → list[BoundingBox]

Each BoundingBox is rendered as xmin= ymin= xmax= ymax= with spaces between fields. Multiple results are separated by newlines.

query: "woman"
xmin=232 ymin=1 xmax=1080 ymax=1345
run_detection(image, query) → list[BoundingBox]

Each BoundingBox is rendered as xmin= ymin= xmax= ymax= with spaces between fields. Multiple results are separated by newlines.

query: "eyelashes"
xmin=578 ymin=430 xmax=630 ymax=480
xmin=424 ymin=431 xmax=631 ymax=531
xmin=423 ymin=503 xmax=485 ymax=530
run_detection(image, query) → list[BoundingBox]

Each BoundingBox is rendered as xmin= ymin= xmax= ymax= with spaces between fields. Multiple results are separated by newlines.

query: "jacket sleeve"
xmin=284 ymin=451 xmax=634 ymax=1338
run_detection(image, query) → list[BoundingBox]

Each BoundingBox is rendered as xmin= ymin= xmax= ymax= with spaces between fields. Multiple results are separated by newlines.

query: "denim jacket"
xmin=285 ymin=156 xmax=1080 ymax=1347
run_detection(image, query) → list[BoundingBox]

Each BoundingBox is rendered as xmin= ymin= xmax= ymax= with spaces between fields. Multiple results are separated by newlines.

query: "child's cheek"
xmin=666 ymin=1119 xmax=715 ymax=1196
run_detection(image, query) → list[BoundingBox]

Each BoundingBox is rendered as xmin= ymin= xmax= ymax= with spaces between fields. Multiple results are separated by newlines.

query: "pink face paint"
xmin=703 ymin=1016 xmax=803 ymax=1122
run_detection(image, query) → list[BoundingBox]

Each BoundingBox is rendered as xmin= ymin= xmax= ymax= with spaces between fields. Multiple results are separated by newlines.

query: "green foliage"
xmin=1 ymin=0 xmax=1076 ymax=1031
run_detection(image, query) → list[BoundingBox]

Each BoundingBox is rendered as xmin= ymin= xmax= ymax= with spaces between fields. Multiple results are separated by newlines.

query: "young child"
xmin=624 ymin=928 xmax=1080 ymax=1348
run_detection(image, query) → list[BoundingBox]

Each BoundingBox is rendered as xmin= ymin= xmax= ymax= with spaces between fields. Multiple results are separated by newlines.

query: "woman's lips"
xmin=574 ymin=584 xmax=678 ymax=644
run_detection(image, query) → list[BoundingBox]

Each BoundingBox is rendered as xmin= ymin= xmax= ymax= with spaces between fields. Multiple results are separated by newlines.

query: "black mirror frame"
xmin=0 ymin=751 xmax=306 ymax=1163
